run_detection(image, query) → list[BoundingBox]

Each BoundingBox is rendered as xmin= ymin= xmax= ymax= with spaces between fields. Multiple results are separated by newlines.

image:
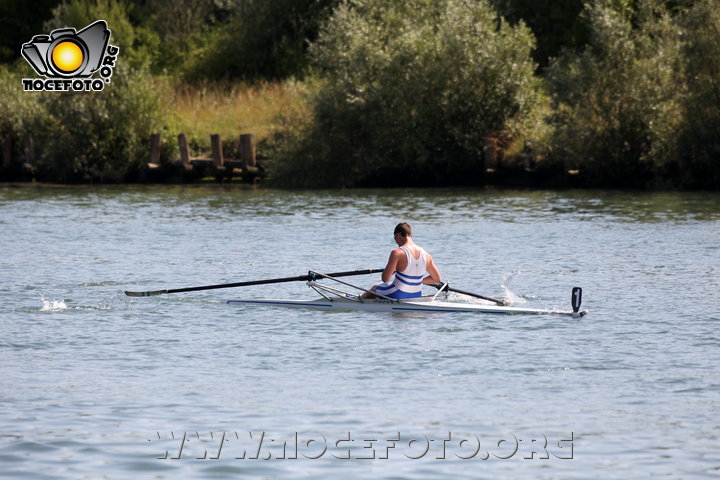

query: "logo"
xmin=21 ymin=20 xmax=119 ymax=92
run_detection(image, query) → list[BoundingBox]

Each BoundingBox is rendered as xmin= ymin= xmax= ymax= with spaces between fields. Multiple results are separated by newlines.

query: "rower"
xmin=362 ymin=223 xmax=442 ymax=299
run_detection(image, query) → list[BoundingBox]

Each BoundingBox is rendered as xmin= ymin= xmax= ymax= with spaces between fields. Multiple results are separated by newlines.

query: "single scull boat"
xmin=227 ymin=297 xmax=586 ymax=316
xmin=226 ymin=271 xmax=588 ymax=317
xmin=125 ymin=269 xmax=587 ymax=317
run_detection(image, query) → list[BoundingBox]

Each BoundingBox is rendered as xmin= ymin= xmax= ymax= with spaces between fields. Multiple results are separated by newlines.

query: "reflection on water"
xmin=2 ymin=185 xmax=716 ymax=223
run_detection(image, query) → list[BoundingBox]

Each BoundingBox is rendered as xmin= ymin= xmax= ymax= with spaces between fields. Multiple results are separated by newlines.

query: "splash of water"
xmin=501 ymin=270 xmax=527 ymax=305
xmin=40 ymin=296 xmax=68 ymax=311
xmin=97 ymin=295 xmax=132 ymax=310
xmin=38 ymin=293 xmax=133 ymax=312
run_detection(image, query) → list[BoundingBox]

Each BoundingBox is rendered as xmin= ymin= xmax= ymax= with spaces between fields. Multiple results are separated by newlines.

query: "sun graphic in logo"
xmin=51 ymin=41 xmax=84 ymax=73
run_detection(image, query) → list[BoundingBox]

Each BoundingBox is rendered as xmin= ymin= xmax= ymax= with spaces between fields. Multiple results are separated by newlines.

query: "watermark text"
xmin=147 ymin=431 xmax=575 ymax=461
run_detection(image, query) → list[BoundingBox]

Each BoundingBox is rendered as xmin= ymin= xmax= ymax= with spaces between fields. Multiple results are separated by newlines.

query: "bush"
xmin=0 ymin=0 xmax=60 ymax=64
xmin=270 ymin=0 xmax=543 ymax=187
xmin=675 ymin=0 xmax=720 ymax=188
xmin=490 ymin=0 xmax=590 ymax=69
xmin=142 ymin=0 xmax=225 ymax=75
xmin=45 ymin=0 xmax=159 ymax=69
xmin=0 ymin=1 xmax=174 ymax=182
xmin=0 ymin=64 xmax=173 ymax=182
xmin=32 ymin=65 xmax=173 ymax=182
xmin=545 ymin=0 xmax=685 ymax=187
xmin=180 ymin=0 xmax=340 ymax=81
xmin=0 ymin=66 xmax=45 ymax=177
xmin=0 ymin=65 xmax=44 ymax=145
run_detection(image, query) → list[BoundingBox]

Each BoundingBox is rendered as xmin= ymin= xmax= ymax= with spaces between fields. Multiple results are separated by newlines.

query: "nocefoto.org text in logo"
xmin=21 ymin=20 xmax=119 ymax=92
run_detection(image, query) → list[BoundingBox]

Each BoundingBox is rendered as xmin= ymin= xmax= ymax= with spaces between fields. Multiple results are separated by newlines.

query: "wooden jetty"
xmin=148 ymin=132 xmax=265 ymax=183
xmin=0 ymin=130 xmax=589 ymax=186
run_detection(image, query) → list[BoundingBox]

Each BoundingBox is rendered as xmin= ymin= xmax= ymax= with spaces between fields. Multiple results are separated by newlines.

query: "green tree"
xmin=181 ymin=0 xmax=340 ymax=81
xmin=491 ymin=0 xmax=590 ymax=68
xmin=0 ymin=0 xmax=61 ymax=63
xmin=142 ymin=0 xmax=225 ymax=74
xmin=676 ymin=0 xmax=720 ymax=188
xmin=272 ymin=0 xmax=543 ymax=187
xmin=546 ymin=0 xmax=684 ymax=187
xmin=32 ymin=65 xmax=172 ymax=182
xmin=0 ymin=65 xmax=45 ymax=173
xmin=45 ymin=0 xmax=159 ymax=68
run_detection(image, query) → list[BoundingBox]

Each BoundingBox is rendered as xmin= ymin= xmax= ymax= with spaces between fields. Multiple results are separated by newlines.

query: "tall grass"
xmin=170 ymin=80 xmax=310 ymax=147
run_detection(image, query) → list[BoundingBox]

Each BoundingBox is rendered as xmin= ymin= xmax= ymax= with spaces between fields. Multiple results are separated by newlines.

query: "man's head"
xmin=394 ymin=222 xmax=412 ymax=238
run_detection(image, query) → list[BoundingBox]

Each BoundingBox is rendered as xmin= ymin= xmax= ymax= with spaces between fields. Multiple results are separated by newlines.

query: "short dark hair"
xmin=394 ymin=222 xmax=412 ymax=237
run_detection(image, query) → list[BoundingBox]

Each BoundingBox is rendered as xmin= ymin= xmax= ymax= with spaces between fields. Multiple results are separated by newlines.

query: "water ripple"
xmin=1 ymin=185 xmax=719 ymax=479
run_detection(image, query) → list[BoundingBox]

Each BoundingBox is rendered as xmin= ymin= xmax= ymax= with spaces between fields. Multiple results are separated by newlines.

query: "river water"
xmin=1 ymin=185 xmax=718 ymax=479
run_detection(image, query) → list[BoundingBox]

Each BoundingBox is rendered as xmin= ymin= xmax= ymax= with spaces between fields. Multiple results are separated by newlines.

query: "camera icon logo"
xmin=22 ymin=20 xmax=110 ymax=77
xmin=21 ymin=20 xmax=119 ymax=92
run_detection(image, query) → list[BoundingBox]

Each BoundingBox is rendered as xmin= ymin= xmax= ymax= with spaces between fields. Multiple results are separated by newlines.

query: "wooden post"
xmin=210 ymin=134 xmax=224 ymax=167
xmin=178 ymin=133 xmax=190 ymax=166
xmin=484 ymin=135 xmax=498 ymax=172
xmin=150 ymin=133 xmax=161 ymax=166
xmin=23 ymin=135 xmax=34 ymax=165
xmin=522 ymin=139 xmax=533 ymax=171
xmin=240 ymin=134 xmax=256 ymax=167
xmin=2 ymin=133 xmax=11 ymax=168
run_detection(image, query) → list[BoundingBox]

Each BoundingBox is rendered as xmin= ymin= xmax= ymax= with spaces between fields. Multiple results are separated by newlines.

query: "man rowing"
xmin=362 ymin=222 xmax=442 ymax=299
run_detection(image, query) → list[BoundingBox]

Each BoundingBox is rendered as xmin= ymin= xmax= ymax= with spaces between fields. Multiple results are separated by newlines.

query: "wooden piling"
xmin=21 ymin=135 xmax=36 ymax=174
xmin=23 ymin=136 xmax=34 ymax=164
xmin=240 ymin=134 xmax=256 ymax=167
xmin=210 ymin=134 xmax=224 ymax=167
xmin=484 ymin=135 xmax=498 ymax=172
xmin=148 ymin=131 xmax=263 ymax=182
xmin=178 ymin=133 xmax=190 ymax=166
xmin=522 ymin=139 xmax=533 ymax=171
xmin=3 ymin=133 xmax=11 ymax=168
xmin=149 ymin=133 xmax=161 ymax=167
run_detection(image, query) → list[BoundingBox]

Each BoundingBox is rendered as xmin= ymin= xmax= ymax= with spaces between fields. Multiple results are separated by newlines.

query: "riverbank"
xmin=1 ymin=74 xmax=716 ymax=190
xmin=0 ymin=74 xmax=305 ymax=185
xmin=0 ymin=162 xmax=708 ymax=190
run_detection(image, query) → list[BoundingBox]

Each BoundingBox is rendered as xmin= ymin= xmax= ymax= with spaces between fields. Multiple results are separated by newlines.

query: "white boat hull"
xmin=226 ymin=296 xmax=588 ymax=317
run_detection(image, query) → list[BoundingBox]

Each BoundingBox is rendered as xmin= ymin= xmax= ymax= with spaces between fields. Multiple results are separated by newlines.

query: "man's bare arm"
xmin=423 ymin=253 xmax=442 ymax=284
xmin=382 ymin=249 xmax=402 ymax=283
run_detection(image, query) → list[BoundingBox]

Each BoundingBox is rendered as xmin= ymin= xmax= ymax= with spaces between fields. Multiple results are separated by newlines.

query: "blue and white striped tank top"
xmin=375 ymin=246 xmax=426 ymax=299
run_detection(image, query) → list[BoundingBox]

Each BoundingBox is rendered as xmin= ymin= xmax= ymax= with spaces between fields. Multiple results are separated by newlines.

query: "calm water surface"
xmin=1 ymin=185 xmax=719 ymax=479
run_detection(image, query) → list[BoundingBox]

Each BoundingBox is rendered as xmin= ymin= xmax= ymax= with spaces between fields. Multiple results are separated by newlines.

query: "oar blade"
xmin=571 ymin=287 xmax=583 ymax=313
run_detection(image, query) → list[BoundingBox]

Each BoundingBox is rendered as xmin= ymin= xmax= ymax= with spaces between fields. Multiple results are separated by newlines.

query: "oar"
xmin=125 ymin=268 xmax=384 ymax=297
xmin=431 ymin=282 xmax=507 ymax=305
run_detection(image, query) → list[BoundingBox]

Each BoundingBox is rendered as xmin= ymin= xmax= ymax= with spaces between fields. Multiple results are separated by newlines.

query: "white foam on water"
xmin=96 ymin=295 xmax=133 ymax=310
xmin=501 ymin=270 xmax=527 ymax=305
xmin=38 ymin=293 xmax=133 ymax=312
xmin=40 ymin=296 xmax=68 ymax=311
